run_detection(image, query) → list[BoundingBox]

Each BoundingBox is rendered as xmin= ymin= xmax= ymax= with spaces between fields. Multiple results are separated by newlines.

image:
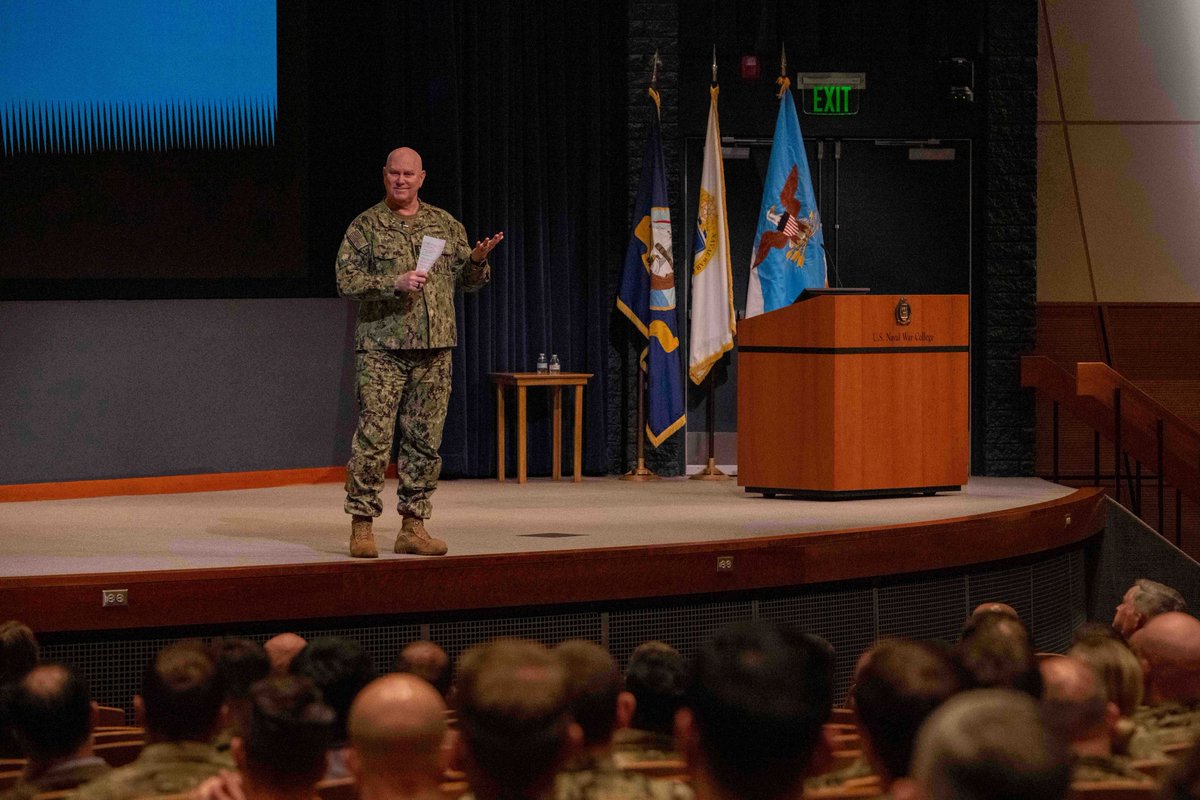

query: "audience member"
xmin=893 ymin=688 xmax=1070 ymax=800
xmin=190 ymin=676 xmax=335 ymax=800
xmin=347 ymin=674 xmax=451 ymax=800
xmin=454 ymin=638 xmax=580 ymax=800
xmin=806 ymin=642 xmax=882 ymax=790
xmin=1040 ymin=655 xmax=1150 ymax=783
xmin=956 ymin=610 xmax=1042 ymax=697
xmin=615 ymin=641 xmax=687 ymax=761
xmin=212 ymin=638 xmax=270 ymax=747
xmin=970 ymin=602 xmax=1020 ymax=621
xmin=263 ymin=634 xmax=307 ymax=679
xmin=1068 ymin=633 xmax=1143 ymax=754
xmin=394 ymin=641 xmax=452 ymax=699
xmin=553 ymin=640 xmax=686 ymax=800
xmin=0 ymin=620 xmax=40 ymax=759
xmin=1 ymin=663 xmax=110 ymax=800
xmin=1113 ymin=579 xmax=1187 ymax=639
xmin=1072 ymin=621 xmax=1125 ymax=646
xmin=675 ymin=621 xmax=834 ymax=800
xmin=76 ymin=640 xmax=233 ymax=800
xmin=290 ymin=637 xmax=376 ymax=779
xmin=850 ymin=639 xmax=962 ymax=790
xmin=1128 ymin=612 xmax=1200 ymax=756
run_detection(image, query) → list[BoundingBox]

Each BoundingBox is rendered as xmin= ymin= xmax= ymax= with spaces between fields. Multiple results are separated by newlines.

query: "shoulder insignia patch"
xmin=347 ymin=227 xmax=368 ymax=251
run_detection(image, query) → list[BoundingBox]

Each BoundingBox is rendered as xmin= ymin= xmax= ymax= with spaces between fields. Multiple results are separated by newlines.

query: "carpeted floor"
xmin=0 ymin=476 xmax=1074 ymax=577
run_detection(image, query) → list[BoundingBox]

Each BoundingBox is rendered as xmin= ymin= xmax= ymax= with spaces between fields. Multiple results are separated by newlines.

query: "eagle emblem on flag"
xmin=751 ymin=165 xmax=819 ymax=271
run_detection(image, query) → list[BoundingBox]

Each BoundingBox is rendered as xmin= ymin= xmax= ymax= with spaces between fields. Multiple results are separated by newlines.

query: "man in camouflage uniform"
xmin=336 ymin=146 xmax=502 ymax=558
xmin=1128 ymin=612 xmax=1200 ymax=757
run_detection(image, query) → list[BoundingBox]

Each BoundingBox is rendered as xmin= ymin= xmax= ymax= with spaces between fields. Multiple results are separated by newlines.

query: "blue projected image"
xmin=0 ymin=0 xmax=278 ymax=154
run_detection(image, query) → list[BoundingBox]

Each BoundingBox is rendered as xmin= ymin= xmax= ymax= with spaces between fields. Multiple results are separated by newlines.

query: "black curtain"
xmin=310 ymin=1 xmax=628 ymax=477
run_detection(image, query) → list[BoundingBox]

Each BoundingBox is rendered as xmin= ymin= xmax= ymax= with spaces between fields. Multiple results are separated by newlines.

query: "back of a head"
xmin=1068 ymin=636 xmax=1143 ymax=717
xmin=956 ymin=613 xmax=1042 ymax=698
xmin=8 ymin=663 xmax=92 ymax=762
xmin=349 ymin=674 xmax=448 ymax=782
xmin=1132 ymin=579 xmax=1187 ymax=619
xmin=852 ymin=639 xmax=962 ymax=782
xmin=625 ymin=641 xmax=687 ymax=735
xmin=395 ymin=640 xmax=452 ymax=699
xmin=1129 ymin=612 xmax=1200 ymax=701
xmin=1039 ymin=656 xmax=1108 ymax=744
xmin=264 ymin=633 xmax=307 ymax=678
xmin=911 ymin=689 xmax=1070 ymax=800
xmin=242 ymin=676 xmax=335 ymax=791
xmin=0 ymin=621 xmax=39 ymax=686
xmin=455 ymin=638 xmax=572 ymax=796
xmin=290 ymin=637 xmax=376 ymax=745
xmin=142 ymin=640 xmax=224 ymax=742
xmin=214 ymin=638 xmax=271 ymax=702
xmin=555 ymin=640 xmax=622 ymax=747
xmin=687 ymin=620 xmax=834 ymax=800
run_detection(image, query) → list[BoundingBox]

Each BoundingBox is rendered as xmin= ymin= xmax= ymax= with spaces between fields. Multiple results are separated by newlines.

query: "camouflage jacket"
xmin=1071 ymin=753 xmax=1153 ymax=784
xmin=1128 ymin=699 xmax=1200 ymax=757
xmin=0 ymin=756 xmax=110 ymax=800
xmin=73 ymin=741 xmax=235 ymax=800
xmin=336 ymin=200 xmax=490 ymax=350
xmin=555 ymin=753 xmax=692 ymax=800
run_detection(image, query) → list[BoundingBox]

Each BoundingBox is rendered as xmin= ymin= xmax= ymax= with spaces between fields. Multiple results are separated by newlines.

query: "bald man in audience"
xmin=1 ymin=663 xmax=110 ymax=800
xmin=1040 ymin=655 xmax=1150 ymax=783
xmin=553 ymin=640 xmax=688 ymax=800
xmin=892 ymin=689 xmax=1070 ymax=800
xmin=455 ymin=639 xmax=581 ymax=800
xmin=263 ymin=634 xmax=307 ymax=678
xmin=1128 ymin=611 xmax=1200 ymax=756
xmin=1113 ymin=579 xmax=1187 ymax=639
xmin=347 ymin=674 xmax=450 ymax=800
xmin=394 ymin=641 xmax=452 ymax=699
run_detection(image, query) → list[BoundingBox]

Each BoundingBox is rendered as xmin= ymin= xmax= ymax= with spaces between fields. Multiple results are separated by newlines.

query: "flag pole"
xmin=691 ymin=44 xmax=728 ymax=482
xmin=622 ymin=51 xmax=664 ymax=482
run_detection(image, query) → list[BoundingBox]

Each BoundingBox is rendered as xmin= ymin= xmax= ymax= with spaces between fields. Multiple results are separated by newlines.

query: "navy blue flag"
xmin=616 ymin=88 xmax=686 ymax=447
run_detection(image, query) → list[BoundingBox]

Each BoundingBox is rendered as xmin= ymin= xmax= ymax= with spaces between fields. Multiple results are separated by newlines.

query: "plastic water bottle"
xmin=536 ymin=353 xmax=549 ymax=373
xmin=549 ymin=354 xmax=561 ymax=373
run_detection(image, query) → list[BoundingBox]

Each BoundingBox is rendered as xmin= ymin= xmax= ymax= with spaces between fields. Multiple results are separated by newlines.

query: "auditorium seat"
xmin=0 ymin=769 xmax=24 ymax=791
xmin=1068 ymin=782 xmax=1158 ymax=800
xmin=315 ymin=777 xmax=357 ymax=800
xmin=93 ymin=739 xmax=144 ymax=767
xmin=1129 ymin=757 xmax=1173 ymax=780
xmin=94 ymin=705 xmax=127 ymax=727
xmin=621 ymin=758 xmax=689 ymax=780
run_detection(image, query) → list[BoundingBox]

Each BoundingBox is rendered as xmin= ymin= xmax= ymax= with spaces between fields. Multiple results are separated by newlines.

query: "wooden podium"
xmin=737 ymin=293 xmax=969 ymax=498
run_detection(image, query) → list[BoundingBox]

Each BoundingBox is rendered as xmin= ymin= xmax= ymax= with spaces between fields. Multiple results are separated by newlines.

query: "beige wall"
xmin=1038 ymin=0 xmax=1200 ymax=302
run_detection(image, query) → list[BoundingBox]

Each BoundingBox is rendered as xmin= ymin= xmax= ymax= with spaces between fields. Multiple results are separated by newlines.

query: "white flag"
xmin=688 ymin=86 xmax=736 ymax=385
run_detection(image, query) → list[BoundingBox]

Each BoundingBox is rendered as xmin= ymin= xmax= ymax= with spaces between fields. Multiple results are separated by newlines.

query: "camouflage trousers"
xmin=344 ymin=348 xmax=452 ymax=520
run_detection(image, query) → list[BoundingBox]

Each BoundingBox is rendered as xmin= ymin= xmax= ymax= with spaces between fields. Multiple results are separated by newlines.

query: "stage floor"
xmin=0 ymin=476 xmax=1075 ymax=578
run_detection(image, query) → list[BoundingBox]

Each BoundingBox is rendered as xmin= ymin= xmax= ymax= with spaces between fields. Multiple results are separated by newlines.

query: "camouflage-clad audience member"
xmin=76 ymin=641 xmax=233 ymax=800
xmin=1128 ymin=612 xmax=1200 ymax=757
xmin=1039 ymin=656 xmax=1151 ymax=784
xmin=1068 ymin=634 xmax=1144 ymax=755
xmin=676 ymin=621 xmax=835 ymax=800
xmin=1112 ymin=578 xmax=1187 ymax=639
xmin=553 ymin=641 xmax=690 ymax=800
xmin=614 ymin=641 xmax=687 ymax=763
xmin=347 ymin=674 xmax=451 ymax=800
xmin=190 ymin=676 xmax=335 ymax=800
xmin=1 ymin=663 xmax=110 ymax=800
xmin=211 ymin=638 xmax=270 ymax=750
xmin=955 ymin=611 xmax=1042 ymax=698
xmin=893 ymin=689 xmax=1070 ymax=800
xmin=0 ymin=620 xmax=39 ymax=758
xmin=289 ymin=637 xmax=376 ymax=779
xmin=454 ymin=639 xmax=579 ymax=800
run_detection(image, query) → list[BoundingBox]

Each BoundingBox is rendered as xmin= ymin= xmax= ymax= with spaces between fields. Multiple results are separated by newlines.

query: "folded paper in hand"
xmin=416 ymin=236 xmax=446 ymax=274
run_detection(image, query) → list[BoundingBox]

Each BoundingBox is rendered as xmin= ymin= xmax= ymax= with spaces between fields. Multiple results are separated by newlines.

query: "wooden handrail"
xmin=1022 ymin=355 xmax=1200 ymax=511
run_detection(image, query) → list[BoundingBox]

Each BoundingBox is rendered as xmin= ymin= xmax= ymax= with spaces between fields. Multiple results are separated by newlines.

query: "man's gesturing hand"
xmin=470 ymin=232 xmax=505 ymax=264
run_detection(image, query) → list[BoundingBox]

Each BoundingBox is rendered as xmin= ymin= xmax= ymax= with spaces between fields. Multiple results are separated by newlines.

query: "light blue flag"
xmin=746 ymin=77 xmax=825 ymax=316
xmin=616 ymin=88 xmax=686 ymax=447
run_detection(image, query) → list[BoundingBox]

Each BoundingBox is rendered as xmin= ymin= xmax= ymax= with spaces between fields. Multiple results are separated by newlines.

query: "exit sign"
xmin=797 ymin=72 xmax=865 ymax=116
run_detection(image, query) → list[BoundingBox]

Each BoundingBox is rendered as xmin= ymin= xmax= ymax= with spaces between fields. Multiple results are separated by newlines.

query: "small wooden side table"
xmin=490 ymin=372 xmax=593 ymax=483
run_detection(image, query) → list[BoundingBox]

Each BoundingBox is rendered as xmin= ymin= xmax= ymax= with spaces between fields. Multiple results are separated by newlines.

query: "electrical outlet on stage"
xmin=716 ymin=556 xmax=734 ymax=573
xmin=102 ymin=589 xmax=128 ymax=607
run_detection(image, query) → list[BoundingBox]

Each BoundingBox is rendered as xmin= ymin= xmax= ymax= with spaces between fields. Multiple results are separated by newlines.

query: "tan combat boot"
xmin=395 ymin=516 xmax=448 ymax=556
xmin=350 ymin=515 xmax=378 ymax=558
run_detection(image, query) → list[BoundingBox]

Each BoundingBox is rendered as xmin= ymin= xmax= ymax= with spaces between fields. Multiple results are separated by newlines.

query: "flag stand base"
xmin=621 ymin=460 xmax=660 ymax=481
xmin=689 ymin=458 xmax=729 ymax=481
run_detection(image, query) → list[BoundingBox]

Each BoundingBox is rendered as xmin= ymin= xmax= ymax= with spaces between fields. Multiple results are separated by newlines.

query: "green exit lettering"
xmin=812 ymin=85 xmax=852 ymax=114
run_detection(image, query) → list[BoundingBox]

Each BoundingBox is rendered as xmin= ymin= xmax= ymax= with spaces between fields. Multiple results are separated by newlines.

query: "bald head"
xmin=972 ymin=603 xmax=1019 ymax=621
xmin=264 ymin=633 xmax=307 ymax=678
xmin=1040 ymin=657 xmax=1108 ymax=743
xmin=385 ymin=147 xmax=423 ymax=171
xmin=1129 ymin=612 xmax=1200 ymax=703
xmin=395 ymin=641 xmax=451 ymax=698
xmin=349 ymin=674 xmax=448 ymax=780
